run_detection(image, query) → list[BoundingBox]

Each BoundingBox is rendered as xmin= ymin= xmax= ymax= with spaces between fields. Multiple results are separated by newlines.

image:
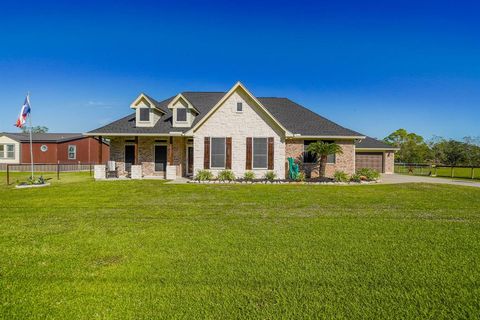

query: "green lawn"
xmin=1 ymin=174 xmax=479 ymax=319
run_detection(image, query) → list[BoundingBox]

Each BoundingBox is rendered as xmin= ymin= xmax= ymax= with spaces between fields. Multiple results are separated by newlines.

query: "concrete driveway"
xmin=380 ymin=174 xmax=480 ymax=188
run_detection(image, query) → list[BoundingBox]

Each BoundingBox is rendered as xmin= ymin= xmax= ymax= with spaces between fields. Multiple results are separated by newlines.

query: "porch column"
xmin=168 ymin=137 xmax=173 ymax=165
xmin=134 ymin=136 xmax=139 ymax=165
xmin=97 ymin=136 xmax=103 ymax=164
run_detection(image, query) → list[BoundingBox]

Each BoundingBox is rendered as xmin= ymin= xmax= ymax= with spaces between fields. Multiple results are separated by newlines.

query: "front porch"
xmin=96 ymin=136 xmax=194 ymax=179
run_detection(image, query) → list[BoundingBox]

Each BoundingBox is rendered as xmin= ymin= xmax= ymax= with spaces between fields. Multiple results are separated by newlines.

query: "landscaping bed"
xmin=188 ymin=178 xmax=379 ymax=184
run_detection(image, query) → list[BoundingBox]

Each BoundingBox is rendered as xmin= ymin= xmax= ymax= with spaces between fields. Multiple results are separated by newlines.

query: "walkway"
xmin=380 ymin=174 xmax=480 ymax=188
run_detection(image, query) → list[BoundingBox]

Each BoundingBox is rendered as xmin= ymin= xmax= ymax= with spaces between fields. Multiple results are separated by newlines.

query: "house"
xmin=0 ymin=132 xmax=109 ymax=165
xmin=85 ymin=82 xmax=395 ymax=179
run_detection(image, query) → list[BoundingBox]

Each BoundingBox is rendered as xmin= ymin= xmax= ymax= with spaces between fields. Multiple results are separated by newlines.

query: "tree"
xmin=433 ymin=140 xmax=467 ymax=166
xmin=21 ymin=126 xmax=49 ymax=134
xmin=384 ymin=129 xmax=431 ymax=163
xmin=305 ymin=141 xmax=343 ymax=177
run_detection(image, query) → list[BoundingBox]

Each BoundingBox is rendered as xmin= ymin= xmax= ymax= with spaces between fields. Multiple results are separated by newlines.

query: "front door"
xmin=125 ymin=145 xmax=135 ymax=172
xmin=155 ymin=145 xmax=167 ymax=172
xmin=187 ymin=146 xmax=194 ymax=175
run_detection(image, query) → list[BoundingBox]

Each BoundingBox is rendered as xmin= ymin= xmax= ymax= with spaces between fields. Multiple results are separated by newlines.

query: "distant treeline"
xmin=383 ymin=129 xmax=480 ymax=166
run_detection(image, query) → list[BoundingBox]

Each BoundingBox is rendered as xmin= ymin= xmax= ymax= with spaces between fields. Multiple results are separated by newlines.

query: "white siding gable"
xmin=0 ymin=136 xmax=20 ymax=164
xmin=172 ymin=98 xmax=195 ymax=127
xmin=132 ymin=97 xmax=162 ymax=127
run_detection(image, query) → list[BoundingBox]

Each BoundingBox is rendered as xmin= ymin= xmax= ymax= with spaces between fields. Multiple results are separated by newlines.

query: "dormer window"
xmin=139 ymin=108 xmax=150 ymax=122
xmin=176 ymin=108 xmax=187 ymax=122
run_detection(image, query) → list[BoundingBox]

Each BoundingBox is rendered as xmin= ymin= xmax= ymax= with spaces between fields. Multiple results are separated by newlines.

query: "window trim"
xmin=210 ymin=137 xmax=226 ymax=169
xmin=252 ymin=137 xmax=268 ymax=169
xmin=67 ymin=145 xmax=77 ymax=160
xmin=139 ymin=107 xmax=151 ymax=122
xmin=176 ymin=107 xmax=188 ymax=122
xmin=1 ymin=144 xmax=15 ymax=159
xmin=236 ymin=102 xmax=243 ymax=113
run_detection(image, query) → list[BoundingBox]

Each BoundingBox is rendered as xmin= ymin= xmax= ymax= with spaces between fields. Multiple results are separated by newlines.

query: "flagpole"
xmin=28 ymin=92 xmax=34 ymax=179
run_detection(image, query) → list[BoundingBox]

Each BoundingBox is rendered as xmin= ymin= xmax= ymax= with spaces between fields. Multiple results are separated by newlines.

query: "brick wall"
xmin=109 ymin=137 xmax=127 ymax=177
xmin=384 ymin=151 xmax=395 ymax=174
xmin=285 ymin=139 xmax=355 ymax=178
xmin=109 ymin=136 xmax=186 ymax=178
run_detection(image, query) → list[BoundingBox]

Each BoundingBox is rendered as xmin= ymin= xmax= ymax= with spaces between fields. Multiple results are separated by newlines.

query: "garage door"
xmin=356 ymin=152 xmax=384 ymax=172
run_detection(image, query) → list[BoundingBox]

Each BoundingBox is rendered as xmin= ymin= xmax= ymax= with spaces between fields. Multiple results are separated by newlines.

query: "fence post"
xmin=57 ymin=161 xmax=60 ymax=180
xmin=451 ymin=166 xmax=454 ymax=178
xmin=90 ymin=163 xmax=93 ymax=176
xmin=6 ymin=164 xmax=9 ymax=185
xmin=472 ymin=167 xmax=475 ymax=180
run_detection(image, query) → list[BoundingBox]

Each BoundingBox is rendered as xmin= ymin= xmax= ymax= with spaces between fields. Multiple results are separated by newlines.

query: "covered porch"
xmin=94 ymin=135 xmax=194 ymax=179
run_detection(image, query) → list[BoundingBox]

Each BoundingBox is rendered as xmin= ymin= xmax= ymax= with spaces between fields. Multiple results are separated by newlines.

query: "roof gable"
xmin=186 ymin=82 xmax=291 ymax=135
xmin=130 ymin=93 xmax=167 ymax=114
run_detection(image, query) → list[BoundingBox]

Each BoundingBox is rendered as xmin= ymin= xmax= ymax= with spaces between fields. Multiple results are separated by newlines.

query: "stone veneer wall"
xmin=384 ymin=151 xmax=395 ymax=174
xmin=193 ymin=89 xmax=285 ymax=179
xmin=285 ymin=139 xmax=356 ymax=178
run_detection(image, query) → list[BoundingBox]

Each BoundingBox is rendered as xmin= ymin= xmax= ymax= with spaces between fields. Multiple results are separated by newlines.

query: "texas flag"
xmin=15 ymin=94 xmax=31 ymax=128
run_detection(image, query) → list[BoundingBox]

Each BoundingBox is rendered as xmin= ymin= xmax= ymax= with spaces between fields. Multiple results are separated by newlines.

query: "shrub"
xmin=350 ymin=173 xmax=362 ymax=182
xmin=295 ymin=171 xmax=306 ymax=182
xmin=217 ymin=170 xmax=236 ymax=181
xmin=243 ymin=171 xmax=255 ymax=181
xmin=333 ymin=170 xmax=349 ymax=182
xmin=264 ymin=171 xmax=277 ymax=181
xmin=356 ymin=168 xmax=380 ymax=181
xmin=195 ymin=169 xmax=213 ymax=181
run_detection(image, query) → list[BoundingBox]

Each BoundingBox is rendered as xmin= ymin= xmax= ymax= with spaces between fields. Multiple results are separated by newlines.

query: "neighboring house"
xmin=85 ymin=82 xmax=396 ymax=179
xmin=0 ymin=133 xmax=109 ymax=165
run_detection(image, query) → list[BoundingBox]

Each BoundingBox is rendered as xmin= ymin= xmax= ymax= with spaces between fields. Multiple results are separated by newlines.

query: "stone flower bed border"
xmin=188 ymin=179 xmax=380 ymax=185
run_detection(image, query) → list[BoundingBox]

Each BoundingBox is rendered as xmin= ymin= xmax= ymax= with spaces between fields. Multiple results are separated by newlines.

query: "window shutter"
xmin=204 ymin=137 xmax=210 ymax=169
xmin=268 ymin=137 xmax=274 ymax=170
xmin=226 ymin=137 xmax=232 ymax=169
xmin=246 ymin=137 xmax=252 ymax=170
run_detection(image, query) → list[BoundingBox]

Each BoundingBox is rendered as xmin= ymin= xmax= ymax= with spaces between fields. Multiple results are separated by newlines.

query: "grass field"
xmin=1 ymin=173 xmax=479 ymax=319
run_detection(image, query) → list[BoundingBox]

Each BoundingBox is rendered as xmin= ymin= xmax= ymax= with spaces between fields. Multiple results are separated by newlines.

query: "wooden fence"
xmin=395 ymin=163 xmax=480 ymax=180
xmin=2 ymin=163 xmax=94 ymax=185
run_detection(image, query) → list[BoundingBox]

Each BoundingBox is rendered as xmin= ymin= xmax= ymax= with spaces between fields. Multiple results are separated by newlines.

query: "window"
xmin=210 ymin=138 xmax=226 ymax=168
xmin=0 ymin=144 xmax=15 ymax=159
xmin=139 ymin=108 xmax=150 ymax=122
xmin=303 ymin=140 xmax=336 ymax=164
xmin=68 ymin=145 xmax=77 ymax=160
xmin=253 ymin=138 xmax=268 ymax=168
xmin=176 ymin=108 xmax=187 ymax=122
xmin=7 ymin=145 xmax=14 ymax=159
xmin=303 ymin=141 xmax=317 ymax=163
xmin=40 ymin=145 xmax=48 ymax=152
xmin=237 ymin=102 xmax=243 ymax=112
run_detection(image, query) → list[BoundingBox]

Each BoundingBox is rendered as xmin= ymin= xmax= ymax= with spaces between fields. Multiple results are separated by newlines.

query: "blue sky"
xmin=0 ymin=0 xmax=479 ymax=140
